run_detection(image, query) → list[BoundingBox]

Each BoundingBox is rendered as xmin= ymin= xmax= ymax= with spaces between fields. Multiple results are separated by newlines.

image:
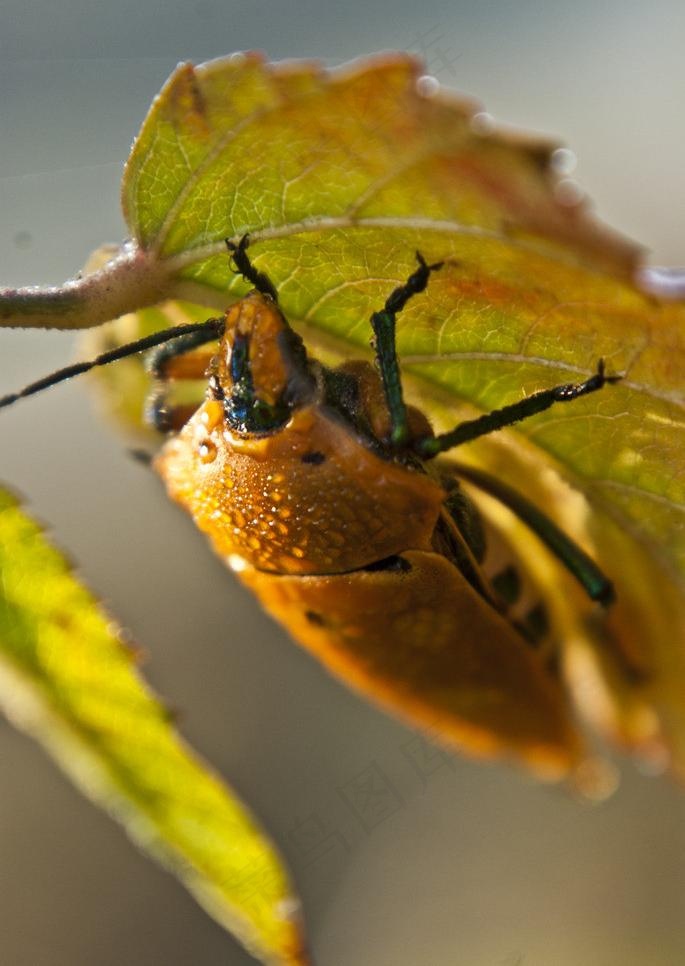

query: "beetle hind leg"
xmin=450 ymin=462 xmax=615 ymax=606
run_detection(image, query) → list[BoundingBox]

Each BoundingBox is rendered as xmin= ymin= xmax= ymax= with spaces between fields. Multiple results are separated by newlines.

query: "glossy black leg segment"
xmin=417 ymin=360 xmax=620 ymax=458
xmin=453 ymin=462 xmax=615 ymax=605
xmin=226 ymin=235 xmax=279 ymax=302
xmin=371 ymin=252 xmax=443 ymax=447
xmin=145 ymin=323 xmax=225 ymax=433
xmin=146 ymin=326 xmax=223 ymax=380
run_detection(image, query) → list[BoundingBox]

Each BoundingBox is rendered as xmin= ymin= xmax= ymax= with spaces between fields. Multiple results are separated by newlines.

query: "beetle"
xmin=1 ymin=236 xmax=624 ymax=782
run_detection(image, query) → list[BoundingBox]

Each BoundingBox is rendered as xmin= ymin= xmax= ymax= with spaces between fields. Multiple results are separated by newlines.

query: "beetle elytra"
xmin=1 ymin=236 xmax=625 ymax=783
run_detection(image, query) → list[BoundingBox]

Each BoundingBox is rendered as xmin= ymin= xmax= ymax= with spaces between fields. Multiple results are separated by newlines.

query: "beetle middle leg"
xmin=370 ymin=251 xmax=443 ymax=448
xmin=146 ymin=327 xmax=223 ymax=433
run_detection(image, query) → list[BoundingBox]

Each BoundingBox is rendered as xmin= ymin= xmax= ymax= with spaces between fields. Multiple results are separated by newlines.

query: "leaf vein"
xmin=402 ymin=351 xmax=684 ymax=409
xmin=164 ymin=215 xmax=614 ymax=276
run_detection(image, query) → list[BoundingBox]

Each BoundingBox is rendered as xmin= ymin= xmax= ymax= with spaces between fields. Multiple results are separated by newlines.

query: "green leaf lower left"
xmin=0 ymin=487 xmax=308 ymax=966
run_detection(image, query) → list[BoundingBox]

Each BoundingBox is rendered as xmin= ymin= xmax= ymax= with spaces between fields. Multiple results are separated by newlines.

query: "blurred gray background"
xmin=1 ymin=1 xmax=685 ymax=964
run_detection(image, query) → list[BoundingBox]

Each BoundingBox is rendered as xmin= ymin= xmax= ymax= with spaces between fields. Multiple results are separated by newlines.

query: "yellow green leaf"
xmin=1 ymin=53 xmax=684 ymax=780
xmin=0 ymin=488 xmax=308 ymax=966
xmin=90 ymin=54 xmax=685 ymax=778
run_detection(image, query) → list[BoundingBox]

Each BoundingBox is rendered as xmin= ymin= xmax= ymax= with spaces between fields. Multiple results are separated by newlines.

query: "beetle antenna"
xmin=0 ymin=317 xmax=225 ymax=410
xmin=226 ymin=234 xmax=279 ymax=302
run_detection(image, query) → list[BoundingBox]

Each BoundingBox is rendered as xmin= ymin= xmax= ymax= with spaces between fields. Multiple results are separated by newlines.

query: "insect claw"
xmin=596 ymin=358 xmax=622 ymax=385
xmin=225 ymin=232 xmax=250 ymax=253
xmin=416 ymin=251 xmax=445 ymax=272
xmin=415 ymin=250 xmax=444 ymax=274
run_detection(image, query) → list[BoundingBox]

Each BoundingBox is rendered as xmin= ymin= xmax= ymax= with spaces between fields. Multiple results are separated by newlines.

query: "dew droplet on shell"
xmin=470 ymin=111 xmax=495 ymax=136
xmin=416 ymin=74 xmax=440 ymax=98
xmin=550 ymin=147 xmax=577 ymax=175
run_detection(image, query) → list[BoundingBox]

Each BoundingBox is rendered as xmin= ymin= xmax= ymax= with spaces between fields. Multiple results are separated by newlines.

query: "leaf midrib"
xmin=160 ymin=215 xmax=628 ymax=279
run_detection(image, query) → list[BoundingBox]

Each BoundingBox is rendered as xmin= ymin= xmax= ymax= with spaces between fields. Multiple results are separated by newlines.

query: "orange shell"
xmin=238 ymin=550 xmax=584 ymax=779
xmin=155 ymin=401 xmax=446 ymax=575
xmin=152 ymin=289 xmax=584 ymax=781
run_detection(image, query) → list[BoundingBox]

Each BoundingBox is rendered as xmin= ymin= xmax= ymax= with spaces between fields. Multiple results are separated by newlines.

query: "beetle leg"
xmin=147 ymin=331 xmax=219 ymax=380
xmin=146 ymin=327 xmax=223 ymax=433
xmin=448 ymin=461 xmax=615 ymax=605
xmin=416 ymin=359 xmax=621 ymax=458
xmin=370 ymin=251 xmax=443 ymax=448
xmin=225 ymin=234 xmax=279 ymax=302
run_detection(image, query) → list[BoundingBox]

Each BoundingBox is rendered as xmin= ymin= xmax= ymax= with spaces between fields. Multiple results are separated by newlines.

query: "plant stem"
xmin=0 ymin=243 xmax=172 ymax=330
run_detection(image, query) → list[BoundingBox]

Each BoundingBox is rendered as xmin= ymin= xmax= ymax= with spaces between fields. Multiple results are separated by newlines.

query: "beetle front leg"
xmin=371 ymin=251 xmax=443 ymax=448
xmin=226 ymin=235 xmax=279 ymax=302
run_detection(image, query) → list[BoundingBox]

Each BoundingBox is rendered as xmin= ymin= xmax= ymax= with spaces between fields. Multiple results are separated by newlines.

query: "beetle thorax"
xmin=154 ymin=399 xmax=445 ymax=576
